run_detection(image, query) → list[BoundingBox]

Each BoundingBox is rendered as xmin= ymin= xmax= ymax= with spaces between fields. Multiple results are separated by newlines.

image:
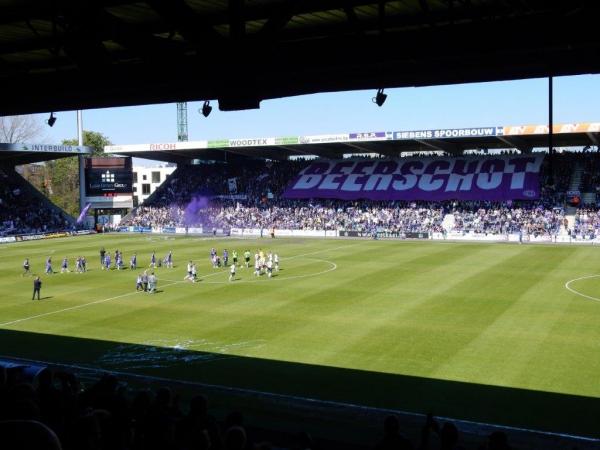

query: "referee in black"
xmin=32 ymin=276 xmax=42 ymax=300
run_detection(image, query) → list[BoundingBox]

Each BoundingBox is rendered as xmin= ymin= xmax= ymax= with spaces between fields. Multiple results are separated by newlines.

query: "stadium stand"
xmin=0 ymin=364 xmax=524 ymax=450
xmin=0 ymin=166 xmax=74 ymax=236
xmin=121 ymin=152 xmax=598 ymax=239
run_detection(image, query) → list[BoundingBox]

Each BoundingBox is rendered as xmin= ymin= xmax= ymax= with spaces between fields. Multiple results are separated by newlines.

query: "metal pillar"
xmin=77 ymin=110 xmax=86 ymax=216
xmin=548 ymin=76 xmax=554 ymax=184
xmin=177 ymin=102 xmax=188 ymax=141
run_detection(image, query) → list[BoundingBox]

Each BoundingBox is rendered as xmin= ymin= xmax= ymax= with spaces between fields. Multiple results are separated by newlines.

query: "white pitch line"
xmin=203 ymin=259 xmax=337 ymax=284
xmin=0 ymin=354 xmax=597 ymax=444
xmin=164 ymin=260 xmax=337 ymax=285
xmin=564 ymin=274 xmax=600 ymax=303
xmin=160 ymin=270 xmax=226 ymax=283
xmin=282 ymin=242 xmax=360 ymax=261
xmin=0 ymin=280 xmax=184 ymax=328
xmin=0 ymin=244 xmax=357 ymax=327
xmin=161 ymin=243 xmax=356 ymax=284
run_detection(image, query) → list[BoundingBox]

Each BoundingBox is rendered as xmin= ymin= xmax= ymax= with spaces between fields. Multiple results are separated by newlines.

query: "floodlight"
xmin=201 ymin=100 xmax=212 ymax=117
xmin=47 ymin=112 xmax=57 ymax=127
xmin=372 ymin=88 xmax=387 ymax=107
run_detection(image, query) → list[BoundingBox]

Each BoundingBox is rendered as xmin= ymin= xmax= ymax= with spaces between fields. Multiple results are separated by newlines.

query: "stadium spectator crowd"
xmin=0 ymin=167 xmax=71 ymax=236
xmin=3 ymin=151 xmax=600 ymax=237
xmin=573 ymin=208 xmax=600 ymax=238
xmin=0 ymin=364 xmax=521 ymax=450
xmin=124 ymin=198 xmax=569 ymax=237
xmin=122 ymin=153 xmax=574 ymax=237
xmin=448 ymin=202 xmax=566 ymax=236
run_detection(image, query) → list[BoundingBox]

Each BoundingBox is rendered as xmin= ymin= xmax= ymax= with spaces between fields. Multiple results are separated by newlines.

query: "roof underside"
xmin=107 ymin=131 xmax=600 ymax=163
xmin=0 ymin=0 xmax=599 ymax=115
xmin=0 ymin=151 xmax=88 ymax=165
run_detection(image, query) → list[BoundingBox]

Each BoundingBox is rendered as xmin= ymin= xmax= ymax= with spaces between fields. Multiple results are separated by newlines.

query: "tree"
xmin=0 ymin=115 xmax=45 ymax=143
xmin=45 ymin=157 xmax=80 ymax=216
xmin=43 ymin=131 xmax=114 ymax=216
xmin=62 ymin=130 xmax=112 ymax=156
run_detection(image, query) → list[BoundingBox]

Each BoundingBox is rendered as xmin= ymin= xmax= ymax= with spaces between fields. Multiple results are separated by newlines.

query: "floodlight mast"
xmin=78 ymin=110 xmax=86 ymax=217
xmin=177 ymin=102 xmax=188 ymax=142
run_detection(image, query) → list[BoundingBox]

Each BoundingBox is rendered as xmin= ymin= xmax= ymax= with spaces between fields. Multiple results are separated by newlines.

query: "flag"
xmin=77 ymin=203 xmax=92 ymax=224
xmin=227 ymin=178 xmax=238 ymax=193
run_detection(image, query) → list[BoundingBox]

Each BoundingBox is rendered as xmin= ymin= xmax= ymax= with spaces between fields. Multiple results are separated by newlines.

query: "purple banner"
xmin=283 ymin=155 xmax=544 ymax=201
xmin=76 ymin=203 xmax=92 ymax=224
xmin=349 ymin=131 xmax=387 ymax=140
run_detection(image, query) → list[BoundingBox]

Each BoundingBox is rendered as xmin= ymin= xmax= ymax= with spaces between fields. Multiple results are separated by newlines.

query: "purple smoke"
xmin=182 ymin=195 xmax=210 ymax=227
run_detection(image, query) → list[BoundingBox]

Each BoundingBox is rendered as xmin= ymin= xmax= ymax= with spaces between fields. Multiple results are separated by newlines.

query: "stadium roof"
xmin=0 ymin=1 xmax=599 ymax=115
xmin=0 ymin=142 xmax=93 ymax=165
xmin=104 ymin=122 xmax=600 ymax=163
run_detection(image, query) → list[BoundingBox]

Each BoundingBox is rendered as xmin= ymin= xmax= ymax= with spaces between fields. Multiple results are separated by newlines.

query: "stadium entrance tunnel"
xmin=0 ymin=328 xmax=597 ymax=447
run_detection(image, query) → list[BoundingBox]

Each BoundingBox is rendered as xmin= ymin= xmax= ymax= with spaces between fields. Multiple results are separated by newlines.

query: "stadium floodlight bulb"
xmin=372 ymin=88 xmax=387 ymax=107
xmin=47 ymin=112 xmax=57 ymax=127
xmin=201 ymin=100 xmax=212 ymax=117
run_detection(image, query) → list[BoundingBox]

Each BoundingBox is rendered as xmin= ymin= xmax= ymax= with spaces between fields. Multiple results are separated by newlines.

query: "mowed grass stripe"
xmin=331 ymin=244 xmax=532 ymax=374
xmin=434 ymin=246 xmax=580 ymax=390
xmin=260 ymin=244 xmax=498 ymax=367
xmin=0 ymin=235 xmax=599 ymax=437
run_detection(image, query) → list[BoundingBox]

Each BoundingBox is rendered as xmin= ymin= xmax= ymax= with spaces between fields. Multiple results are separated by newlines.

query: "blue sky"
xmin=41 ymin=74 xmax=599 ymax=163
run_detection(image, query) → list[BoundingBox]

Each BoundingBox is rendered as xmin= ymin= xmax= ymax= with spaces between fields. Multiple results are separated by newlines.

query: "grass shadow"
xmin=0 ymin=328 xmax=597 ymax=439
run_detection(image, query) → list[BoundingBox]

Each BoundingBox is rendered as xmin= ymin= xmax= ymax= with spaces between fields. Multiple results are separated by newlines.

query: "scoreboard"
xmin=84 ymin=157 xmax=133 ymax=208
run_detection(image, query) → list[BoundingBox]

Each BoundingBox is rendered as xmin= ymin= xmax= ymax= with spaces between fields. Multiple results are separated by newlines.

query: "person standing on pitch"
xmin=22 ymin=258 xmax=31 ymax=276
xmin=32 ymin=276 xmax=42 ymax=300
xmin=136 ymin=273 xmax=143 ymax=291
xmin=148 ymin=272 xmax=157 ymax=293
xmin=100 ymin=247 xmax=106 ymax=265
xmin=61 ymin=257 xmax=68 ymax=273
xmin=142 ymin=270 xmax=149 ymax=292
xmin=229 ymin=262 xmax=236 ymax=282
xmin=45 ymin=257 xmax=53 ymax=275
xmin=223 ymin=249 xmax=229 ymax=267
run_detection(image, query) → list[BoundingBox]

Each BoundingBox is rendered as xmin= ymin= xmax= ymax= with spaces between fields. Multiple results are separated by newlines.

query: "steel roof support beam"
xmin=415 ymin=139 xmax=458 ymax=154
xmin=497 ymin=136 xmax=533 ymax=153
xmin=146 ymin=0 xmax=223 ymax=45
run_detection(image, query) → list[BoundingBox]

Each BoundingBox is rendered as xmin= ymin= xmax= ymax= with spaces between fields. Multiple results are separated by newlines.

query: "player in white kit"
xmin=229 ymin=263 xmax=236 ymax=282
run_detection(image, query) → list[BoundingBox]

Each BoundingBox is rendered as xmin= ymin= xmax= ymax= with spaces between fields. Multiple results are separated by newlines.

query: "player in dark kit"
xmin=45 ymin=257 xmax=53 ymax=275
xmin=32 ymin=276 xmax=42 ymax=300
xmin=223 ymin=249 xmax=229 ymax=267
xmin=100 ymin=247 xmax=106 ymax=265
xmin=61 ymin=257 xmax=68 ymax=273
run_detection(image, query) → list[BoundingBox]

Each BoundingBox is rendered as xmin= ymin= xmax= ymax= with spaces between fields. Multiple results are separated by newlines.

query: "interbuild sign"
xmin=283 ymin=155 xmax=544 ymax=201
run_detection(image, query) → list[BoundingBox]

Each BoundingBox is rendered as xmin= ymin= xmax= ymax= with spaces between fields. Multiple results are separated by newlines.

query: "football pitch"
xmin=0 ymin=234 xmax=599 ymax=437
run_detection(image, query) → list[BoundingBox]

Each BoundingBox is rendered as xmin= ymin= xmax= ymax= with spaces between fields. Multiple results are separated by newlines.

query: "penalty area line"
xmin=0 ymin=280 xmax=184 ymax=328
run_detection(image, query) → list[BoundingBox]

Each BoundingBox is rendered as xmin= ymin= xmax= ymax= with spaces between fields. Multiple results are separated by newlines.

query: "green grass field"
xmin=0 ymin=234 xmax=599 ymax=437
